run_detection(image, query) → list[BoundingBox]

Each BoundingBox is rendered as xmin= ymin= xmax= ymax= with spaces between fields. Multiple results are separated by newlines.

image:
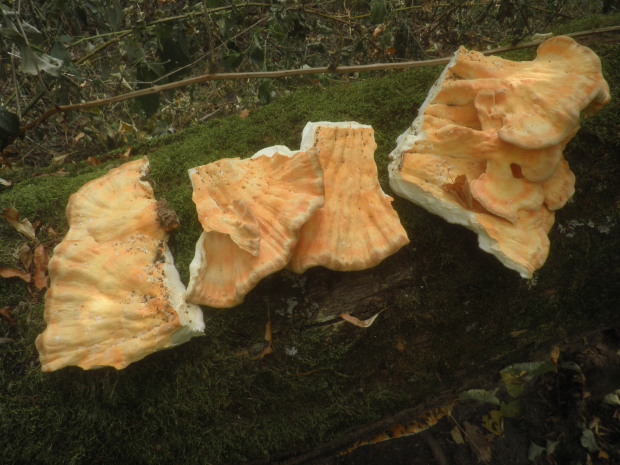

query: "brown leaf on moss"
xmin=33 ymin=245 xmax=49 ymax=290
xmin=18 ymin=243 xmax=33 ymax=269
xmin=257 ymin=319 xmax=273 ymax=360
xmin=1 ymin=207 xmax=37 ymax=242
xmin=0 ymin=306 xmax=15 ymax=325
xmin=0 ymin=267 xmax=31 ymax=283
xmin=47 ymin=227 xmax=59 ymax=239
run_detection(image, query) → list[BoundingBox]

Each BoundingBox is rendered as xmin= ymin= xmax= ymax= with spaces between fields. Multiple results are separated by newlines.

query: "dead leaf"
xmin=264 ymin=320 xmax=272 ymax=343
xmin=340 ymin=310 xmax=384 ymax=328
xmin=33 ymin=245 xmax=49 ymax=290
xmin=86 ymin=156 xmax=101 ymax=166
xmin=47 ymin=227 xmax=58 ymax=239
xmin=395 ymin=337 xmax=406 ymax=352
xmin=73 ymin=132 xmax=86 ymax=144
xmin=0 ymin=306 xmax=15 ymax=325
xmin=0 ymin=267 xmax=31 ymax=282
xmin=386 ymin=47 xmax=397 ymax=56
xmin=482 ymin=409 xmax=504 ymax=436
xmin=450 ymin=426 xmax=465 ymax=445
xmin=18 ymin=243 xmax=33 ymax=269
xmin=258 ymin=345 xmax=273 ymax=359
xmin=1 ymin=207 xmax=38 ymax=242
xmin=257 ymin=319 xmax=273 ymax=359
xmin=0 ymin=337 xmax=15 ymax=344
xmin=373 ymin=26 xmax=384 ymax=38
xmin=119 ymin=121 xmax=135 ymax=135
xmin=239 ymin=109 xmax=250 ymax=118
xmin=121 ymin=147 xmax=132 ymax=158
xmin=51 ymin=154 xmax=69 ymax=166
xmin=422 ymin=1 xmax=432 ymax=13
xmin=550 ymin=345 xmax=560 ymax=366
xmin=0 ymin=177 xmax=11 ymax=186
xmin=463 ymin=421 xmax=493 ymax=463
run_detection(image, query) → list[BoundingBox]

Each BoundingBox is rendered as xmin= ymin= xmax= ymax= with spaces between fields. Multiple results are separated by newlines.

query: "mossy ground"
xmin=1 ymin=18 xmax=619 ymax=465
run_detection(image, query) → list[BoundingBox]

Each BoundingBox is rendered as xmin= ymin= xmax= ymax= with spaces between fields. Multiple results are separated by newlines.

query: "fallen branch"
xmin=13 ymin=25 xmax=620 ymax=143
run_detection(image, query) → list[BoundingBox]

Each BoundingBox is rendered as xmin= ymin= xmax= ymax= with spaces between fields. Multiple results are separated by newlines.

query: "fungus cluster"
xmin=35 ymin=36 xmax=610 ymax=371
xmin=35 ymin=158 xmax=205 ymax=371
xmin=186 ymin=122 xmax=409 ymax=307
xmin=185 ymin=147 xmax=325 ymax=308
xmin=388 ymin=36 xmax=610 ymax=278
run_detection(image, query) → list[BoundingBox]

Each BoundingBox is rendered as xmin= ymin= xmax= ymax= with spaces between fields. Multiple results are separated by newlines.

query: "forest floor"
xmin=295 ymin=329 xmax=620 ymax=465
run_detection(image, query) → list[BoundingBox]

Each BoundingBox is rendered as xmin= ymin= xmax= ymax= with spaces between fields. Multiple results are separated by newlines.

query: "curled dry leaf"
xmin=257 ymin=319 xmax=273 ymax=360
xmin=0 ymin=267 xmax=31 ymax=283
xmin=51 ymin=154 xmax=69 ymax=166
xmin=450 ymin=426 xmax=465 ymax=445
xmin=463 ymin=421 xmax=493 ymax=463
xmin=33 ymin=245 xmax=49 ymax=291
xmin=0 ymin=177 xmax=11 ymax=186
xmin=1 ymin=207 xmax=37 ymax=242
xmin=0 ymin=306 xmax=15 ymax=325
xmin=340 ymin=312 xmax=381 ymax=328
xmin=73 ymin=132 xmax=86 ymax=144
xmin=18 ymin=243 xmax=33 ymax=269
xmin=86 ymin=156 xmax=101 ymax=166
xmin=47 ymin=227 xmax=58 ymax=239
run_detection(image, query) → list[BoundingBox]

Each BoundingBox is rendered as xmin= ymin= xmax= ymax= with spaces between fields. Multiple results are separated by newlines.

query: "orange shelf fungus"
xmin=186 ymin=149 xmax=324 ymax=308
xmin=388 ymin=36 xmax=610 ymax=278
xmin=286 ymin=122 xmax=410 ymax=272
xmin=35 ymin=158 xmax=205 ymax=371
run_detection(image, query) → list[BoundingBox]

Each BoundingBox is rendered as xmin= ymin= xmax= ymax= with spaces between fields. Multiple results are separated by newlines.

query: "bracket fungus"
xmin=388 ymin=36 xmax=610 ymax=278
xmin=185 ymin=149 xmax=324 ymax=308
xmin=286 ymin=122 xmax=410 ymax=272
xmin=35 ymin=158 xmax=205 ymax=371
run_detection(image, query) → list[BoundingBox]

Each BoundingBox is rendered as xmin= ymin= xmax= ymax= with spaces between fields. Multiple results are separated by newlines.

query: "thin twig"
xmin=10 ymin=45 xmax=22 ymax=119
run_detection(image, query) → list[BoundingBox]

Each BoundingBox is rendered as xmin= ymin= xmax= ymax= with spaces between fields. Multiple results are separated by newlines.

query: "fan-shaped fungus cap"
xmin=388 ymin=36 xmax=610 ymax=278
xmin=185 ymin=149 xmax=324 ymax=308
xmin=35 ymin=158 xmax=205 ymax=372
xmin=287 ymin=122 xmax=410 ymax=272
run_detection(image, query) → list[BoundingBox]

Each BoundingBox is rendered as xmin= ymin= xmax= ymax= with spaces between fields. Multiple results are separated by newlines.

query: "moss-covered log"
xmin=1 ymin=20 xmax=618 ymax=465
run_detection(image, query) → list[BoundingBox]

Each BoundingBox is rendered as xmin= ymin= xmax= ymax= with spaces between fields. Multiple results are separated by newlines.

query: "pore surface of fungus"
xmin=35 ymin=158 xmax=205 ymax=372
xmin=186 ymin=149 xmax=324 ymax=308
xmin=285 ymin=122 xmax=410 ymax=273
xmin=388 ymin=36 xmax=610 ymax=278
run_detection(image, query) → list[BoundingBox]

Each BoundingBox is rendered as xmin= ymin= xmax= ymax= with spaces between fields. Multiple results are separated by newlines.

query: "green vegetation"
xmin=1 ymin=14 xmax=619 ymax=465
